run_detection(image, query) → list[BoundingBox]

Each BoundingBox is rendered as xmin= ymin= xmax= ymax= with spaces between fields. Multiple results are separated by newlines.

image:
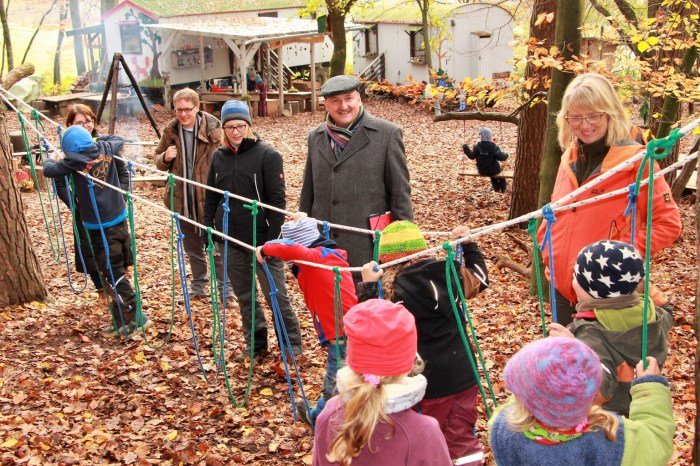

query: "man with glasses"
xmin=154 ymin=88 xmax=232 ymax=300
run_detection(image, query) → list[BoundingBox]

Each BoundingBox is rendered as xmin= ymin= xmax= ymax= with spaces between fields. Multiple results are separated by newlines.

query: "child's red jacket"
xmin=262 ymin=239 xmax=357 ymax=345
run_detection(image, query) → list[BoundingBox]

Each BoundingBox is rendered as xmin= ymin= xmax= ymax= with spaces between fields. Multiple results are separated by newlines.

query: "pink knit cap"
xmin=344 ymin=299 xmax=417 ymax=377
xmin=504 ymin=337 xmax=602 ymax=430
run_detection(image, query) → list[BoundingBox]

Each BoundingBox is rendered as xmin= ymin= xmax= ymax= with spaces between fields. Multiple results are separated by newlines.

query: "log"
xmin=495 ymin=255 xmax=530 ymax=278
xmin=1 ymin=63 xmax=35 ymax=90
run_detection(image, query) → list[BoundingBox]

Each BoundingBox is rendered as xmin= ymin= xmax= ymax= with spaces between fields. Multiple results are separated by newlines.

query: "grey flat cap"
xmin=320 ymin=75 xmax=361 ymax=97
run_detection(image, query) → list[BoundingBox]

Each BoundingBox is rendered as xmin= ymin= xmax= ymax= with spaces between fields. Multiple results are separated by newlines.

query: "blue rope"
xmin=373 ymin=262 xmax=385 ymax=299
xmin=539 ymin=204 xmax=558 ymax=324
xmin=322 ymin=221 xmax=330 ymax=240
xmin=86 ymin=178 xmax=128 ymax=334
xmin=217 ymin=192 xmax=232 ymax=370
xmin=261 ymin=261 xmax=311 ymax=421
xmin=52 ymin=177 xmax=88 ymax=293
xmin=174 ymin=214 xmax=219 ymax=385
xmin=127 ymin=160 xmax=135 ymax=193
xmin=56 ymin=125 xmax=63 ymax=142
xmin=623 ymin=183 xmax=638 ymax=248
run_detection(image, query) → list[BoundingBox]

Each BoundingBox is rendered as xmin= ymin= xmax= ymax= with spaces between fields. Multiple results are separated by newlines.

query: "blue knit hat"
xmin=61 ymin=125 xmax=95 ymax=153
xmin=221 ymin=100 xmax=251 ymax=126
xmin=281 ymin=217 xmax=321 ymax=247
xmin=479 ymin=127 xmax=493 ymax=142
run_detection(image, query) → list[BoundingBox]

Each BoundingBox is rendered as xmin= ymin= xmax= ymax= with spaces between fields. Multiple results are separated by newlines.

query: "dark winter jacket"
xmin=463 ymin=140 xmax=509 ymax=177
xmin=202 ymin=135 xmax=286 ymax=247
xmin=43 ymin=136 xmax=127 ymax=230
xmin=568 ymin=303 xmax=672 ymax=416
xmin=356 ymin=242 xmax=489 ymax=399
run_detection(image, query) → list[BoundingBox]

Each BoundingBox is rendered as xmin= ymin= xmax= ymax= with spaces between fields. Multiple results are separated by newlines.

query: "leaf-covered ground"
xmin=2 ymin=99 xmax=696 ymax=465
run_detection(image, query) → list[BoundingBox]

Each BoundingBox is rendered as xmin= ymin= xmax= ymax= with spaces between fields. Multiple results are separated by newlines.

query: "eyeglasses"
xmin=565 ymin=112 xmax=605 ymax=127
xmin=175 ymin=107 xmax=195 ymax=114
xmin=73 ymin=119 xmax=93 ymax=128
xmin=223 ymin=124 xmax=248 ymax=133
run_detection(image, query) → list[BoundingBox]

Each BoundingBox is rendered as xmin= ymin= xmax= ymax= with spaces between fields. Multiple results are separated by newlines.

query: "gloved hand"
xmin=462 ymin=143 xmax=470 ymax=154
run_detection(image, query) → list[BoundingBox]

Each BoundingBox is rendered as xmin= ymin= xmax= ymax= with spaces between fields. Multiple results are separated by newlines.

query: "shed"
xmin=352 ymin=1 xmax=514 ymax=84
xmin=101 ymin=0 xmax=334 ymax=88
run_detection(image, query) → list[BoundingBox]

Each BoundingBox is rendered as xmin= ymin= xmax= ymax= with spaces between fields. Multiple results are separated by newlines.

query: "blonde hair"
xmin=326 ymin=361 xmax=424 ymax=466
xmin=505 ymin=396 xmax=620 ymax=442
xmin=173 ymin=87 xmax=199 ymax=106
xmin=556 ymin=73 xmax=631 ymax=150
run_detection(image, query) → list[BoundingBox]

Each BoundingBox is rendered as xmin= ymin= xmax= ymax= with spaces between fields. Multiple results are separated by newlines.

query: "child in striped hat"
xmin=488 ymin=337 xmax=674 ymax=466
xmin=256 ymin=213 xmax=358 ymax=426
xmin=358 ymin=220 xmax=489 ymax=465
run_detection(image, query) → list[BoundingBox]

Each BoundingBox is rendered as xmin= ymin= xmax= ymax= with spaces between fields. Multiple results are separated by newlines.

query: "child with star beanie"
xmin=549 ymin=240 xmax=672 ymax=416
xmin=488 ymin=337 xmax=674 ymax=466
xmin=357 ymin=221 xmax=490 ymax=465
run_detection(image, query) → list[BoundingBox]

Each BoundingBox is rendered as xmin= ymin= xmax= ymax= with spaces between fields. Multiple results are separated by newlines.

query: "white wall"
xmin=352 ymin=3 xmax=513 ymax=84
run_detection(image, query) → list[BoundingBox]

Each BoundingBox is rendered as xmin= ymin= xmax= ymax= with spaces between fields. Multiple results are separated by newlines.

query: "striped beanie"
xmin=479 ymin=127 xmax=493 ymax=142
xmin=281 ymin=216 xmax=321 ymax=247
xmin=378 ymin=221 xmax=428 ymax=263
xmin=504 ymin=337 xmax=602 ymax=430
xmin=574 ymin=240 xmax=645 ymax=299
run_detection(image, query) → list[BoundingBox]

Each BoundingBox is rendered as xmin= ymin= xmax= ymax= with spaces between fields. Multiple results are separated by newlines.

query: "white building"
xmin=101 ymin=0 xmax=334 ymax=88
xmin=352 ymin=1 xmax=514 ymax=84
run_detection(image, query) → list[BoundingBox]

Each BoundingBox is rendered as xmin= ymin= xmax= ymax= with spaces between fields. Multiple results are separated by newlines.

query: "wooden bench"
xmin=200 ymin=100 xmax=222 ymax=114
xmin=40 ymin=92 xmax=98 ymax=117
xmin=461 ymin=169 xmax=514 ymax=178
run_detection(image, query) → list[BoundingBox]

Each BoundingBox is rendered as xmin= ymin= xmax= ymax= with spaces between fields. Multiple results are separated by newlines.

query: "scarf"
xmin=522 ymin=420 xmax=591 ymax=445
xmin=325 ymin=106 xmax=365 ymax=160
xmin=178 ymin=113 xmax=200 ymax=220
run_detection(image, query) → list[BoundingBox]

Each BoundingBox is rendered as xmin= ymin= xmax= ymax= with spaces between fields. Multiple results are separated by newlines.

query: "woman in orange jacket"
xmin=538 ymin=73 xmax=681 ymax=326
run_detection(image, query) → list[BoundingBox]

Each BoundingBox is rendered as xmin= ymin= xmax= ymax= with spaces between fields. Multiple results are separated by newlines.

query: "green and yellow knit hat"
xmin=378 ymin=221 xmax=428 ymax=263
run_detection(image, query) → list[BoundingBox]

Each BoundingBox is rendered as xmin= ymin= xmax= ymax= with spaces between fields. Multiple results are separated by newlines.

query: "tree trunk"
xmin=69 ymin=0 xmax=86 ymax=75
xmin=54 ymin=0 xmax=68 ymax=85
xmin=509 ymin=0 xmax=557 ymax=221
xmin=328 ymin=11 xmax=347 ymax=77
xmin=418 ymin=0 xmax=432 ymax=70
xmin=695 ymin=163 xmax=700 ymax=466
xmin=100 ymin=0 xmax=117 ymax=15
xmin=1 ymin=63 xmax=35 ymax=89
xmin=0 ymin=113 xmax=47 ymax=306
xmin=530 ymin=0 xmax=583 ymax=297
xmin=671 ymin=136 xmax=699 ymax=200
xmin=0 ymin=0 xmax=13 ymax=72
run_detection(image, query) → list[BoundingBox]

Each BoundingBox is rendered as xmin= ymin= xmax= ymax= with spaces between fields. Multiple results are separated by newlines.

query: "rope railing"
xmin=4 ymin=89 xmax=700 ymax=274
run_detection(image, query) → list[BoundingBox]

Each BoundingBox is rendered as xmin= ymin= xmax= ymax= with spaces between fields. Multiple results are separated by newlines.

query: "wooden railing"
xmin=359 ymin=53 xmax=385 ymax=82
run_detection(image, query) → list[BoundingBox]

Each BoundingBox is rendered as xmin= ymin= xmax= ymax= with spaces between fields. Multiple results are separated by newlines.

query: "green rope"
xmin=443 ymin=242 xmax=497 ymax=417
xmin=527 ymin=219 xmax=548 ymax=337
xmin=372 ymin=230 xmax=381 ymax=263
xmin=18 ymin=114 xmax=60 ymax=261
xmin=332 ymin=267 xmax=346 ymax=370
xmin=127 ymin=190 xmax=175 ymax=349
xmin=629 ymin=128 xmax=683 ymax=368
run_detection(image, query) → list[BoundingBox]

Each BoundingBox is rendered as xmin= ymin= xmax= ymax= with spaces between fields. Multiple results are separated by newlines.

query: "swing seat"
xmin=461 ymin=169 xmax=514 ymax=178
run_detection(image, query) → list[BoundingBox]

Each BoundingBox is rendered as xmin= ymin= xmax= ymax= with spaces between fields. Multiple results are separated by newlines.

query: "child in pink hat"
xmin=312 ymin=299 xmax=451 ymax=466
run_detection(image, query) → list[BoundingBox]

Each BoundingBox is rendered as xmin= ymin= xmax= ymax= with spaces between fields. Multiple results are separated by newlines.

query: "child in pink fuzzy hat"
xmin=488 ymin=337 xmax=674 ymax=466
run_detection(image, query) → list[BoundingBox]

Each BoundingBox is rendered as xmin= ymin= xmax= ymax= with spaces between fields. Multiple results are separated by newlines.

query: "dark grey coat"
xmin=299 ymin=111 xmax=414 ymax=269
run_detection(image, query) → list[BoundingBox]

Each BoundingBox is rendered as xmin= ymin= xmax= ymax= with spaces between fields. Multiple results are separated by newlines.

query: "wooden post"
xmin=108 ymin=54 xmax=119 ymax=135
xmin=278 ymin=46 xmax=284 ymax=116
xmin=96 ymin=53 xmax=118 ymax=124
xmin=310 ymin=43 xmax=317 ymax=112
xmin=199 ymin=35 xmax=206 ymax=91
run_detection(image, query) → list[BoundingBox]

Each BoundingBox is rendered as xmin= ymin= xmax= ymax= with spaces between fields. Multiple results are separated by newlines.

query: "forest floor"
xmin=1 ymin=98 xmax=697 ymax=465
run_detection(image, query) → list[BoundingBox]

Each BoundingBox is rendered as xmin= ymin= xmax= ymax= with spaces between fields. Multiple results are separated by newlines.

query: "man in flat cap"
xmin=299 ymin=75 xmax=414 ymax=279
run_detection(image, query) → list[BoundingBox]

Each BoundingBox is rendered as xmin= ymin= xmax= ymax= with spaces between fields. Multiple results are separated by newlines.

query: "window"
xmin=406 ymin=27 xmax=425 ymax=63
xmin=364 ymin=25 xmax=378 ymax=57
xmin=119 ymin=22 xmax=142 ymax=54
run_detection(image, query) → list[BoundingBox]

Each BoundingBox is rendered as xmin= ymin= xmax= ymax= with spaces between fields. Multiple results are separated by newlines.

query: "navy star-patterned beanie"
xmin=574 ymin=240 xmax=645 ymax=299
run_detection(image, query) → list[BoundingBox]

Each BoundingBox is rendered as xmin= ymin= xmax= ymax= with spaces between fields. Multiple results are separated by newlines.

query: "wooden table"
xmin=40 ymin=92 xmax=99 ymax=117
xmin=80 ymin=94 xmax=142 ymax=117
xmin=198 ymin=91 xmax=313 ymax=114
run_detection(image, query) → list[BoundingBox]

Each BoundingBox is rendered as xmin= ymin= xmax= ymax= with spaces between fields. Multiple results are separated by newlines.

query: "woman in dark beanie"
xmin=202 ymin=100 xmax=302 ymax=362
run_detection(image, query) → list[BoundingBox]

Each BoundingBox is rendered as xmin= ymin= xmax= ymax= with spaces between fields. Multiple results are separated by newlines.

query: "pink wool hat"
xmin=504 ymin=337 xmax=602 ymax=430
xmin=344 ymin=299 xmax=417 ymax=377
